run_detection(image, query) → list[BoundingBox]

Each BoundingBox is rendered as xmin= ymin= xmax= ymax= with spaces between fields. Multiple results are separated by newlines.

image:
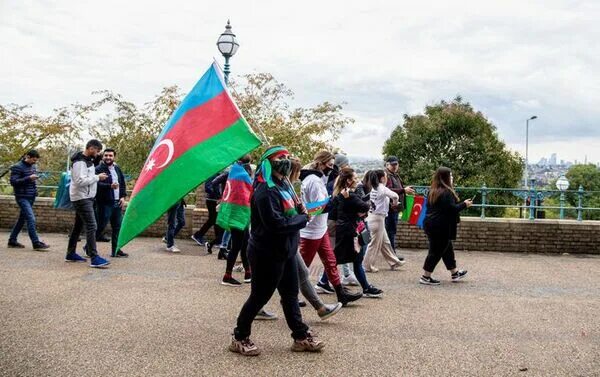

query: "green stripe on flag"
xmin=216 ymin=202 xmax=251 ymax=231
xmin=400 ymin=195 xmax=415 ymax=221
xmin=117 ymin=119 xmax=261 ymax=250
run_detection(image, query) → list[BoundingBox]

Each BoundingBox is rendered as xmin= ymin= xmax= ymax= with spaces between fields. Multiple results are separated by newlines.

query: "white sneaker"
xmin=161 ymin=237 xmax=167 ymax=244
xmin=166 ymin=245 xmax=181 ymax=253
xmin=342 ymin=274 xmax=360 ymax=286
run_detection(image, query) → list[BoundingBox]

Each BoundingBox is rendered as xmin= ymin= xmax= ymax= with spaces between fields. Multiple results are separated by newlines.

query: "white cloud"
xmin=1 ymin=0 xmax=599 ymax=163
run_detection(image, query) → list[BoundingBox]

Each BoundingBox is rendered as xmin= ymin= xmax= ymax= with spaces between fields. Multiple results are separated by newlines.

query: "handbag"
xmin=357 ymin=221 xmax=371 ymax=246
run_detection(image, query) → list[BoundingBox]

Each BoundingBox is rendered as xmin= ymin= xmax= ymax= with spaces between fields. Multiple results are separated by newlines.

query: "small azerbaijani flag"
xmin=306 ymin=197 xmax=330 ymax=216
xmin=408 ymin=195 xmax=425 ymax=225
xmin=117 ymin=62 xmax=262 ymax=250
xmin=416 ymin=197 xmax=428 ymax=228
xmin=400 ymin=195 xmax=415 ymax=222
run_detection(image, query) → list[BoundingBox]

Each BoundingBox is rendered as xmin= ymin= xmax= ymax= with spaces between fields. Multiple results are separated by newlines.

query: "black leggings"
xmin=194 ymin=200 xmax=223 ymax=241
xmin=423 ymin=235 xmax=457 ymax=273
xmin=226 ymin=228 xmax=250 ymax=274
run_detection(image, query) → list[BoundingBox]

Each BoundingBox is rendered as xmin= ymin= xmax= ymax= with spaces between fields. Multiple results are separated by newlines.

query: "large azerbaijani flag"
xmin=117 ymin=62 xmax=262 ymax=250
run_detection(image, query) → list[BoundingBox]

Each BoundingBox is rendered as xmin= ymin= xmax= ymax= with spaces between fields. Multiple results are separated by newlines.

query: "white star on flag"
xmin=145 ymin=158 xmax=156 ymax=171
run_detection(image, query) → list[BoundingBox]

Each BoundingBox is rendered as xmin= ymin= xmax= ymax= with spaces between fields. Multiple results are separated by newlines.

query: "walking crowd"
xmin=7 ymin=140 xmax=473 ymax=357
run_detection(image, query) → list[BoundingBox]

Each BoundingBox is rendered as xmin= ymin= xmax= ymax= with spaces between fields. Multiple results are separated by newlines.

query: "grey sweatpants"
xmin=296 ymin=252 xmax=324 ymax=311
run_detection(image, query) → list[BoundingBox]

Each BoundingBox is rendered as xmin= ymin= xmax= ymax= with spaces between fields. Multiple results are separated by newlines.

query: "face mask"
xmin=271 ymin=159 xmax=292 ymax=177
xmin=323 ymin=166 xmax=333 ymax=176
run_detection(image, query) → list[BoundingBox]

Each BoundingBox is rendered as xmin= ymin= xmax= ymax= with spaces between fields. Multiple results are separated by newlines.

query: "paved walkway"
xmin=1 ymin=232 xmax=599 ymax=377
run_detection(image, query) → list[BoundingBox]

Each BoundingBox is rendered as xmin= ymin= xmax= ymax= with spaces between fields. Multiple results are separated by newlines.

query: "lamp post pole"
xmin=524 ymin=115 xmax=538 ymax=188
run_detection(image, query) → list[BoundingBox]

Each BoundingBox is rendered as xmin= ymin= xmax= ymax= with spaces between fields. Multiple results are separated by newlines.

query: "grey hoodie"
xmin=69 ymin=152 xmax=100 ymax=201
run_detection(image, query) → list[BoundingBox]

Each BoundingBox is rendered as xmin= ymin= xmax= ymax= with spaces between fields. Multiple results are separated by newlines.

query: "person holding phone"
xmin=94 ymin=148 xmax=128 ymax=257
xmin=420 ymin=167 xmax=472 ymax=285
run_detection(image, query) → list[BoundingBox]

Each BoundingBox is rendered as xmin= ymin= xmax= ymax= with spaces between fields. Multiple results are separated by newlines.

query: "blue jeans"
xmin=95 ymin=201 xmax=123 ymax=255
xmin=166 ymin=203 xmax=185 ymax=247
xmin=9 ymin=197 xmax=40 ymax=245
xmin=385 ymin=211 xmax=399 ymax=252
xmin=319 ymin=239 xmax=371 ymax=291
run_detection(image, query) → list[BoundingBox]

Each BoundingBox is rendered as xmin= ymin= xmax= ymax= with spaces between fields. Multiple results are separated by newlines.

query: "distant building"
xmin=549 ymin=153 xmax=557 ymax=166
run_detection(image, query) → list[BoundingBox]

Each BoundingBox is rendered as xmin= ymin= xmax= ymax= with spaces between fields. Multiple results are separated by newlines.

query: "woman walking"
xmin=420 ymin=167 xmax=472 ymax=285
xmin=332 ymin=168 xmax=383 ymax=297
xmin=363 ymin=169 xmax=404 ymax=272
xmin=218 ymin=155 xmax=253 ymax=286
xmin=229 ymin=146 xmax=323 ymax=356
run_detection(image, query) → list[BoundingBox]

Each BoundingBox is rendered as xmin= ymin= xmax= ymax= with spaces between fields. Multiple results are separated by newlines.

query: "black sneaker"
xmin=298 ymin=300 xmax=307 ymax=307
xmin=221 ymin=276 xmax=242 ymax=287
xmin=363 ymin=286 xmax=383 ymax=298
xmin=315 ymin=281 xmax=335 ymax=294
xmin=217 ymin=248 xmax=228 ymax=260
xmin=451 ymin=270 xmax=468 ymax=282
xmin=33 ymin=241 xmax=50 ymax=251
xmin=7 ymin=241 xmax=25 ymax=248
xmin=96 ymin=236 xmax=110 ymax=242
xmin=111 ymin=250 xmax=129 ymax=258
xmin=419 ymin=275 xmax=441 ymax=285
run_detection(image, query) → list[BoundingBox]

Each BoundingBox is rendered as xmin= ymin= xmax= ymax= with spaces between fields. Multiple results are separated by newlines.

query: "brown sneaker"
xmin=229 ymin=336 xmax=260 ymax=356
xmin=291 ymin=332 xmax=325 ymax=352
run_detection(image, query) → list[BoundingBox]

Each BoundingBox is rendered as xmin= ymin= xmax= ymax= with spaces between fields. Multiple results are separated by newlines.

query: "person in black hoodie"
xmin=333 ymin=168 xmax=383 ymax=297
xmin=420 ymin=167 xmax=472 ymax=285
xmin=8 ymin=149 xmax=50 ymax=251
xmin=229 ymin=146 xmax=323 ymax=357
xmin=94 ymin=148 xmax=127 ymax=257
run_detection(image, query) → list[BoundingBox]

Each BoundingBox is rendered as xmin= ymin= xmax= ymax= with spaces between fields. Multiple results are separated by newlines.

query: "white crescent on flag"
xmin=412 ymin=203 xmax=422 ymax=216
xmin=145 ymin=139 xmax=174 ymax=171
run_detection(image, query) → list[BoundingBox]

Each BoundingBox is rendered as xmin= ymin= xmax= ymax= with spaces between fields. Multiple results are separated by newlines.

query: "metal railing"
xmin=0 ymin=170 xmax=197 ymax=205
xmin=411 ymin=185 xmax=600 ymax=221
xmin=2 ymin=171 xmax=600 ymax=221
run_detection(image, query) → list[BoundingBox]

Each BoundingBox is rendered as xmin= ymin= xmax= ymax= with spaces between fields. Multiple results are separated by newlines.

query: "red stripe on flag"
xmin=408 ymin=195 xmax=425 ymax=224
xmin=222 ymin=179 xmax=253 ymax=207
xmin=133 ymin=91 xmax=239 ymax=196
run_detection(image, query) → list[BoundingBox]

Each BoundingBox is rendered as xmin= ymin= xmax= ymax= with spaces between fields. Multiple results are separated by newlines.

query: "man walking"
xmin=8 ymin=149 xmax=50 ymax=251
xmin=384 ymin=156 xmax=414 ymax=262
xmin=94 ymin=148 xmax=128 ymax=258
xmin=66 ymin=139 xmax=111 ymax=268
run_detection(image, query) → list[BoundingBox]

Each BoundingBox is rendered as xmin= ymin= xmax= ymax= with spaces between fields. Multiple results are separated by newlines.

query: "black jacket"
xmin=95 ymin=162 xmax=126 ymax=204
xmin=205 ymin=172 xmax=227 ymax=201
xmin=10 ymin=160 xmax=37 ymax=199
xmin=423 ymin=190 xmax=467 ymax=240
xmin=334 ymin=192 xmax=370 ymax=264
xmin=248 ymin=179 xmax=308 ymax=260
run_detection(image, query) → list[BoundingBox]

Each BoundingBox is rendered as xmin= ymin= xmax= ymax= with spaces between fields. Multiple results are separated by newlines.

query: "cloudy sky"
xmin=1 ymin=0 xmax=599 ymax=163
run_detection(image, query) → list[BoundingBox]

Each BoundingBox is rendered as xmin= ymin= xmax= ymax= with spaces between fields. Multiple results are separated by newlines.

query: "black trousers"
xmin=68 ymin=199 xmax=98 ymax=257
xmin=423 ymin=234 xmax=457 ymax=273
xmin=193 ymin=200 xmax=223 ymax=242
xmin=226 ymin=228 xmax=249 ymax=274
xmin=234 ymin=247 xmax=308 ymax=341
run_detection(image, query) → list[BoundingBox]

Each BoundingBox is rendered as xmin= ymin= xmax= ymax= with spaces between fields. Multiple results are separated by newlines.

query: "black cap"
xmin=386 ymin=155 xmax=399 ymax=164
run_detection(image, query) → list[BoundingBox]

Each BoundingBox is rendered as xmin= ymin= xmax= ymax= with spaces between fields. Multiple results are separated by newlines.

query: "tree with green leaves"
xmin=565 ymin=164 xmax=600 ymax=220
xmin=382 ymin=97 xmax=522 ymax=188
xmin=231 ymin=73 xmax=353 ymax=163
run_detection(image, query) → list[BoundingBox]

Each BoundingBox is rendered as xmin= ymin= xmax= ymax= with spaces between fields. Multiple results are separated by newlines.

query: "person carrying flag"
xmin=219 ymin=155 xmax=253 ymax=286
xmin=299 ymin=151 xmax=362 ymax=306
xmin=420 ymin=167 xmax=471 ymax=285
xmin=229 ymin=146 xmax=324 ymax=356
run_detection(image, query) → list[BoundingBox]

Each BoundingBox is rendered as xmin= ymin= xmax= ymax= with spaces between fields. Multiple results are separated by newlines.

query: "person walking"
xmin=229 ymin=146 xmax=323 ymax=357
xmin=363 ymin=169 xmax=404 ymax=272
xmin=7 ymin=149 xmax=50 ymax=251
xmin=299 ymin=151 xmax=362 ymax=306
xmin=384 ymin=156 xmax=414 ymax=261
xmin=93 ymin=148 xmax=128 ymax=258
xmin=219 ymin=155 xmax=253 ymax=286
xmin=420 ymin=167 xmax=472 ymax=285
xmin=191 ymin=172 xmax=225 ymax=254
xmin=164 ymin=199 xmax=186 ymax=253
xmin=322 ymin=168 xmax=384 ymax=297
xmin=65 ymin=140 xmax=110 ymax=268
